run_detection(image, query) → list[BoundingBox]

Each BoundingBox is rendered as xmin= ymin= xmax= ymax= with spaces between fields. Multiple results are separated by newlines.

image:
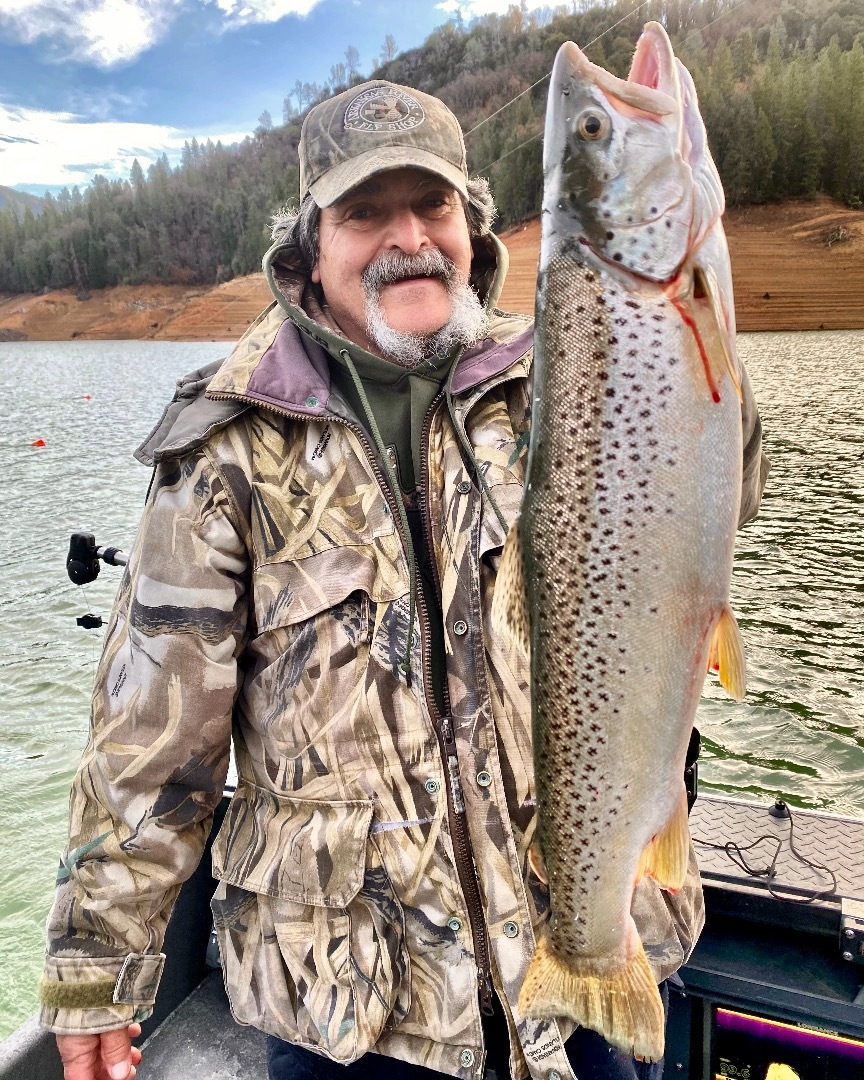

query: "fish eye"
xmin=575 ymin=109 xmax=610 ymax=141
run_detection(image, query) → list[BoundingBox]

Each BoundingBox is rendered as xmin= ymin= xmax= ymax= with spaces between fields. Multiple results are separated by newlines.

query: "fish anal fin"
xmin=636 ymin=790 xmax=690 ymax=892
xmin=528 ymin=841 xmax=549 ymax=884
xmin=518 ymin=930 xmax=664 ymax=1062
xmin=492 ymin=518 xmax=530 ymax=658
xmin=711 ymin=605 xmax=746 ymax=701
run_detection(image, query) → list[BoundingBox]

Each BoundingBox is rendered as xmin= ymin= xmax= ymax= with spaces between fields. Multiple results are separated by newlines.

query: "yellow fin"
xmin=695 ymin=263 xmax=742 ymax=401
xmin=527 ymin=842 xmax=549 ymax=884
xmin=710 ymin=605 xmax=746 ymax=702
xmin=636 ymin=789 xmax=690 ymax=892
xmin=518 ymin=933 xmax=664 ymax=1062
xmin=491 ymin=517 xmax=530 ymax=657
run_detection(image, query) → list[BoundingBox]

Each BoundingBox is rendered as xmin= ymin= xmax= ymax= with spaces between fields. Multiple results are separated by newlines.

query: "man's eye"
xmin=420 ymin=196 xmax=452 ymax=215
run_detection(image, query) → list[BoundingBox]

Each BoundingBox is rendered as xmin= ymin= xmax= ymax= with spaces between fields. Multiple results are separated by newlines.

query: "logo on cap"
xmin=344 ymin=86 xmax=426 ymax=133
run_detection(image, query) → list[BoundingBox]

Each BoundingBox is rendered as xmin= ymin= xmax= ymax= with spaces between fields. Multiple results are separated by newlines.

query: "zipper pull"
xmin=478 ymin=969 xmax=495 ymax=1017
xmin=400 ymin=658 xmax=412 ymax=689
xmin=440 ymin=716 xmax=465 ymax=814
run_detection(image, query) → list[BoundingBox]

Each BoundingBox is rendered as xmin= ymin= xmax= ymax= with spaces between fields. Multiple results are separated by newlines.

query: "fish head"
xmin=543 ymin=22 xmax=723 ymax=282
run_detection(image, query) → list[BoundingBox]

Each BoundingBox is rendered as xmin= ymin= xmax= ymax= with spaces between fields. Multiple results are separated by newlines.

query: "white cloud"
xmin=207 ymin=0 xmax=321 ymax=21
xmin=0 ymin=0 xmax=323 ymax=70
xmin=0 ymin=100 xmax=248 ymax=188
xmin=436 ymin=0 xmax=553 ymax=18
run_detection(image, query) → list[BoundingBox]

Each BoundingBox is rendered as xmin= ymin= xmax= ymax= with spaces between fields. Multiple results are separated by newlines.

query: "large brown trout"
xmin=494 ymin=23 xmax=746 ymax=1061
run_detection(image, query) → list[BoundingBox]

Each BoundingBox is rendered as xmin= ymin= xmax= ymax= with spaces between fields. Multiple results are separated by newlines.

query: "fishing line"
xmin=478 ymin=130 xmax=544 ymax=175
xmin=464 ymin=0 xmax=656 ymax=139
xmin=693 ymin=804 xmax=838 ymax=905
xmin=467 ymin=0 xmax=759 ymax=173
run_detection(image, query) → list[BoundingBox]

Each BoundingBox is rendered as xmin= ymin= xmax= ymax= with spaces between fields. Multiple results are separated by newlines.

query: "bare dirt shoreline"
xmin=1 ymin=197 xmax=861 ymax=342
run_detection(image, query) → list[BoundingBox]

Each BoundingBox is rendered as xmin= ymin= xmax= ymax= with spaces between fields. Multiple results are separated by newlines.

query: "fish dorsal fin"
xmin=492 ymin=518 xmax=531 ymax=658
xmin=708 ymin=605 xmax=747 ymax=701
xmin=635 ymin=790 xmax=690 ymax=892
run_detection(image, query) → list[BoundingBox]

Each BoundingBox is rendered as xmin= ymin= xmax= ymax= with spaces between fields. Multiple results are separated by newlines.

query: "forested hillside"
xmin=0 ymin=184 xmax=44 ymax=217
xmin=1 ymin=0 xmax=862 ymax=296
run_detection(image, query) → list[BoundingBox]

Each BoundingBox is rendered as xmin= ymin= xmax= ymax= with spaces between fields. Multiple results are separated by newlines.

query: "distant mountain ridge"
xmin=1 ymin=0 xmax=863 ymax=296
xmin=0 ymin=185 xmax=43 ymax=217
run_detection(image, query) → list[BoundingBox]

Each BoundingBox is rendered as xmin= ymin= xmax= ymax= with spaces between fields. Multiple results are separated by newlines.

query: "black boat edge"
xmin=3 ymin=793 xmax=863 ymax=1080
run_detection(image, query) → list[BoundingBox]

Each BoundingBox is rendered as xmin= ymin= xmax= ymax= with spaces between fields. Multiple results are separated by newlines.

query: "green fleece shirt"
xmin=328 ymin=348 xmax=454 ymax=716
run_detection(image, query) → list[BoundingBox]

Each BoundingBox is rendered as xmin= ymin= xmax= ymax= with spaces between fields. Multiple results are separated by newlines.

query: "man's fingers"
xmin=56 ymin=1034 xmax=101 ymax=1080
xmin=56 ymin=1023 xmax=142 ymax=1080
xmin=98 ymin=1028 xmax=135 ymax=1080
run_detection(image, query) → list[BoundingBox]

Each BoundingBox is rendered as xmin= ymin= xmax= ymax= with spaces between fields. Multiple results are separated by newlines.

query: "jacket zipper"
xmin=419 ymin=394 xmax=495 ymax=1019
xmin=210 ymin=388 xmax=495 ymax=1015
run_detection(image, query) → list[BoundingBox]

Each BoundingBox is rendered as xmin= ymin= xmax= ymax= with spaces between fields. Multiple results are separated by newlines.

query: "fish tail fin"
xmin=492 ymin=517 xmax=531 ymax=657
xmin=518 ymin=930 xmax=664 ymax=1062
xmin=710 ymin=604 xmax=746 ymax=701
xmin=636 ymin=789 xmax=690 ymax=891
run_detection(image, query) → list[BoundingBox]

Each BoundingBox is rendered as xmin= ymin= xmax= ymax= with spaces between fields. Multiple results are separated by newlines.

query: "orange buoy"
xmin=31 ymin=438 xmax=46 ymax=447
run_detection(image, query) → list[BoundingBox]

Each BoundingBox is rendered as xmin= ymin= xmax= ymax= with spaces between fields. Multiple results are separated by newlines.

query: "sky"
xmin=0 ymin=0 xmax=554 ymax=196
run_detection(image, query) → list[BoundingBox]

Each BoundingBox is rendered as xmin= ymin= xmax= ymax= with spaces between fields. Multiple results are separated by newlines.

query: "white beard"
xmin=361 ymin=249 xmax=489 ymax=369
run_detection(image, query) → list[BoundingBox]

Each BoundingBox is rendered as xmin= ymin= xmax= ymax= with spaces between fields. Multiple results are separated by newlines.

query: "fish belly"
xmin=517 ymin=249 xmax=742 ymax=1059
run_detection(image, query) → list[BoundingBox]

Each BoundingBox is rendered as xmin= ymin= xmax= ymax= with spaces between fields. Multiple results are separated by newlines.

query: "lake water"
xmin=1 ymin=332 xmax=862 ymax=1039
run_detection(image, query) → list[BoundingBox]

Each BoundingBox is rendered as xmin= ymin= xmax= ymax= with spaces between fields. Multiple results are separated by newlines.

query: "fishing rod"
xmin=67 ymin=531 xmax=128 ymax=628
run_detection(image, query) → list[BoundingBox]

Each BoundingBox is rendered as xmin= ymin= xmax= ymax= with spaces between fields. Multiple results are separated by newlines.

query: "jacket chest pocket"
xmin=211 ymin=780 xmax=409 ymax=1061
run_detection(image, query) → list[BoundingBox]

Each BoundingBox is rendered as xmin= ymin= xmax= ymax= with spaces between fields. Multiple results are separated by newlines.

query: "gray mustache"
xmin=361 ymin=249 xmax=458 ymax=292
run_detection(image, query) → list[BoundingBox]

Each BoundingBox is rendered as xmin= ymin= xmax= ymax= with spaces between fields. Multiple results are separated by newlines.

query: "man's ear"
xmin=311 ymin=261 xmax=321 ymax=284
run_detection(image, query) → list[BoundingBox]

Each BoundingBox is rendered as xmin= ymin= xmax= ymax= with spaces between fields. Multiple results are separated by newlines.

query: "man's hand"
xmin=56 ymin=1022 xmax=142 ymax=1080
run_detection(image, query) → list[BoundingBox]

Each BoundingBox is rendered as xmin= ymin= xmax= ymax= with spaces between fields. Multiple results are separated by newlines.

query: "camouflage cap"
xmin=299 ymin=80 xmax=468 ymax=208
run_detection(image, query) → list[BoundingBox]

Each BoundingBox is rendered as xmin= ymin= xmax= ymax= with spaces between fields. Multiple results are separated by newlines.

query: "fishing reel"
xmin=67 ymin=531 xmax=128 ymax=629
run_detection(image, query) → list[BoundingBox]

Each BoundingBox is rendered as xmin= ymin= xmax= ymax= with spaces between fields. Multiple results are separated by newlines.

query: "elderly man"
xmin=41 ymin=80 xmax=767 ymax=1080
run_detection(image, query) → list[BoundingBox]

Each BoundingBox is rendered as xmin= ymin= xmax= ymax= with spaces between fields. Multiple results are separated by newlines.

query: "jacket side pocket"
xmin=210 ymin=779 xmax=409 ymax=1061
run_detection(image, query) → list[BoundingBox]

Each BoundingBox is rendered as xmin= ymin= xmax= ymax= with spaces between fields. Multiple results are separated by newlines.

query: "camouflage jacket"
xmin=40 ymin=257 xmax=767 ymax=1079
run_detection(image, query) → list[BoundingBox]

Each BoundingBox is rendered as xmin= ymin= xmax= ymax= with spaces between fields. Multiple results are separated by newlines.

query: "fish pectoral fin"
xmin=710 ymin=605 xmax=746 ymax=702
xmin=528 ymin=841 xmax=549 ymax=884
xmin=492 ymin=517 xmax=531 ymax=658
xmin=694 ymin=262 xmax=743 ymax=402
xmin=518 ymin=928 xmax=665 ymax=1062
xmin=636 ymin=789 xmax=690 ymax=892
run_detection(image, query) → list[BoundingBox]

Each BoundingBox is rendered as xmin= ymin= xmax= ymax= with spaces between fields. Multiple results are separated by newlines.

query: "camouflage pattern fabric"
xmin=41 ymin=289 xmax=767 ymax=1079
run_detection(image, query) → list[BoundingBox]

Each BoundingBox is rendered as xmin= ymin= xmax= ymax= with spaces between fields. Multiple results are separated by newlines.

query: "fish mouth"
xmin=556 ymin=23 xmax=681 ymax=120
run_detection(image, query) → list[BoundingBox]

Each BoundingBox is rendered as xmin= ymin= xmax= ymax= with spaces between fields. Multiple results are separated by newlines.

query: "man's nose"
xmin=382 ymin=206 xmax=429 ymax=254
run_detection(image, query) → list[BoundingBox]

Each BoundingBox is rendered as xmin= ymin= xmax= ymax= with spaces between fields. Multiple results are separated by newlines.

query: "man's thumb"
xmin=99 ymin=1028 xmax=133 ymax=1079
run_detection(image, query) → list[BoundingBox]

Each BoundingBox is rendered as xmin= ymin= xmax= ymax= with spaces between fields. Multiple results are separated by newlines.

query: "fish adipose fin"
xmin=636 ymin=789 xmax=690 ymax=891
xmin=518 ymin=931 xmax=665 ymax=1062
xmin=708 ymin=605 xmax=746 ymax=701
xmin=492 ymin=517 xmax=531 ymax=657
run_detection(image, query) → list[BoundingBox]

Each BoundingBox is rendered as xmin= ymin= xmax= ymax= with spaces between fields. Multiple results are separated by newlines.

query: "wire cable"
xmin=693 ymin=803 xmax=838 ymax=905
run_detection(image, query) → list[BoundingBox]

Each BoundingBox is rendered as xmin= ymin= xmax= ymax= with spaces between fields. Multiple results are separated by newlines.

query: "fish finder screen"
xmin=713 ymin=1008 xmax=864 ymax=1080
